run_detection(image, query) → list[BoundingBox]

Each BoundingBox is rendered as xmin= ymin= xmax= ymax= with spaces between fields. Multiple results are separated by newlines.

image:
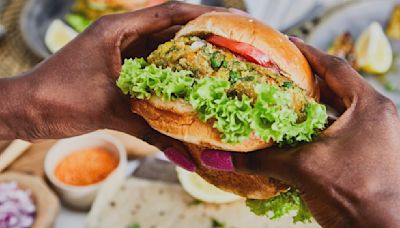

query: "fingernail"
xmin=164 ymin=147 xmax=196 ymax=172
xmin=288 ymin=36 xmax=304 ymax=43
xmin=200 ymin=150 xmax=233 ymax=171
xmin=228 ymin=8 xmax=250 ymax=16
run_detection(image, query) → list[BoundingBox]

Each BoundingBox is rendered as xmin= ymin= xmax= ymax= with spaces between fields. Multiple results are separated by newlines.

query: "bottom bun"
xmin=131 ymin=97 xmax=272 ymax=152
xmin=185 ymin=143 xmax=287 ymax=199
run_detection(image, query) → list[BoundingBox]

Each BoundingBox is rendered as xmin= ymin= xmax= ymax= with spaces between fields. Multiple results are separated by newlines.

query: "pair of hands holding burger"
xmin=2 ymin=3 xmax=400 ymax=228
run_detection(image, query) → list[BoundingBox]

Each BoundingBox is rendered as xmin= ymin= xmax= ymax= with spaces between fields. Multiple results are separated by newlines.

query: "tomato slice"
xmin=206 ymin=35 xmax=277 ymax=69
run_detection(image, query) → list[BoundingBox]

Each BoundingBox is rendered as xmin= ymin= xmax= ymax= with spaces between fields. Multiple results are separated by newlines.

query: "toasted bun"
xmin=185 ymin=143 xmax=288 ymax=199
xmin=131 ymin=97 xmax=273 ymax=152
xmin=131 ymin=12 xmax=318 ymax=152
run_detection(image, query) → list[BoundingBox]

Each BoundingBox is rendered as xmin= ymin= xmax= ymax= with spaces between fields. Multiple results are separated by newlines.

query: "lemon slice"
xmin=176 ymin=167 xmax=242 ymax=204
xmin=45 ymin=19 xmax=78 ymax=54
xmin=355 ymin=22 xmax=393 ymax=74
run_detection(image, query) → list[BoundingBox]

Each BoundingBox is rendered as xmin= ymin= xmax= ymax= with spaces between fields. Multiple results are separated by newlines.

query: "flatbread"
xmin=86 ymin=177 xmax=320 ymax=228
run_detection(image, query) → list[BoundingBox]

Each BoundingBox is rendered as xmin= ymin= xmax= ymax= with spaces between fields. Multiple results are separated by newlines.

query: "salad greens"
xmin=246 ymin=189 xmax=312 ymax=223
xmin=117 ymin=58 xmax=327 ymax=144
xmin=65 ymin=14 xmax=92 ymax=33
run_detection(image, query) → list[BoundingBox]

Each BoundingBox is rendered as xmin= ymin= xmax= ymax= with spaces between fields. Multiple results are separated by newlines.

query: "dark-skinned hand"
xmin=0 ymin=2 xmax=224 ymax=156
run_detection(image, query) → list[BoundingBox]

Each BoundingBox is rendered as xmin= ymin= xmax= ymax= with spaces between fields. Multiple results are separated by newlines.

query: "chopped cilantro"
xmin=229 ymin=71 xmax=240 ymax=83
xmin=241 ymin=75 xmax=255 ymax=81
xmin=210 ymin=52 xmax=224 ymax=69
xmin=211 ymin=218 xmax=226 ymax=228
xmin=128 ymin=223 xmax=140 ymax=228
xmin=283 ymin=81 xmax=293 ymax=88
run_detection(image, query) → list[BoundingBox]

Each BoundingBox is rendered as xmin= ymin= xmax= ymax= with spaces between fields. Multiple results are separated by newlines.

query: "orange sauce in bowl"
xmin=54 ymin=148 xmax=118 ymax=186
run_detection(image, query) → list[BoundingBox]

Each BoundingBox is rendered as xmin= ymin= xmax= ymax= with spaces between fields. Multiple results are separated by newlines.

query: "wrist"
xmin=0 ymin=72 xmax=41 ymax=140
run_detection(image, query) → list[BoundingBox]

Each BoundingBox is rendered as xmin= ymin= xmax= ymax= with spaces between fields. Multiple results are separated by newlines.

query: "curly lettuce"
xmin=189 ymin=77 xmax=253 ymax=142
xmin=116 ymin=58 xmax=328 ymax=144
xmin=117 ymin=58 xmax=194 ymax=101
xmin=246 ymin=189 xmax=312 ymax=223
xmin=252 ymin=84 xmax=327 ymax=144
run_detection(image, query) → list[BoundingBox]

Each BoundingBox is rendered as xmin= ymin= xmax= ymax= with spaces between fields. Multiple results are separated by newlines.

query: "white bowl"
xmin=44 ymin=132 xmax=127 ymax=210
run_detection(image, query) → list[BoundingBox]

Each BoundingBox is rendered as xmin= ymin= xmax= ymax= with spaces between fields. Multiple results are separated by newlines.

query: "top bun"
xmin=176 ymin=12 xmax=318 ymax=98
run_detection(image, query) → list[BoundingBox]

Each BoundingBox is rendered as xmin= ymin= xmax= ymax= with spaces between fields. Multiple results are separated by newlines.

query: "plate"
xmin=307 ymin=0 xmax=400 ymax=106
xmin=20 ymin=0 xmax=75 ymax=59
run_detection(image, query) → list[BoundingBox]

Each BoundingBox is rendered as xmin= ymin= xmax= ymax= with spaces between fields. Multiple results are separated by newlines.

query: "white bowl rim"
xmin=44 ymin=131 xmax=127 ymax=192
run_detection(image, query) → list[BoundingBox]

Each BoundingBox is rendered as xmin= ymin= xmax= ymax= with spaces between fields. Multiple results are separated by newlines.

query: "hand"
xmin=0 ymin=2 xmax=222 ymax=151
xmin=198 ymin=40 xmax=400 ymax=227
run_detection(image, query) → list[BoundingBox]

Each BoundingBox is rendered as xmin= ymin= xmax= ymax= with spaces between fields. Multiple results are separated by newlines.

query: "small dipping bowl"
xmin=44 ymin=132 xmax=127 ymax=210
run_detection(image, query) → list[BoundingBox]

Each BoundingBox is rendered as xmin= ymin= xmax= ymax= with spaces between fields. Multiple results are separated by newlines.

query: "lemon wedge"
xmin=45 ymin=19 xmax=78 ymax=54
xmin=176 ymin=167 xmax=242 ymax=204
xmin=355 ymin=22 xmax=393 ymax=74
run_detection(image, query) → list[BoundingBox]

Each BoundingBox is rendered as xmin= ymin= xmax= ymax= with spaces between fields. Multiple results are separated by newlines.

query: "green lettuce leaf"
xmin=252 ymin=84 xmax=327 ymax=144
xmin=246 ymin=189 xmax=312 ymax=223
xmin=116 ymin=58 xmax=327 ymax=144
xmin=117 ymin=58 xmax=194 ymax=101
xmin=65 ymin=14 xmax=92 ymax=33
xmin=189 ymin=77 xmax=253 ymax=142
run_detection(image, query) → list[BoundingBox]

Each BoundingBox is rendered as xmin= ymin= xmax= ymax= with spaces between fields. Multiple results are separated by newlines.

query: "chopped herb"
xmin=211 ymin=218 xmax=226 ymax=228
xmin=229 ymin=71 xmax=240 ymax=83
xmin=188 ymin=199 xmax=202 ymax=206
xmin=283 ymin=81 xmax=293 ymax=88
xmin=128 ymin=223 xmax=140 ymax=228
xmin=222 ymin=60 xmax=229 ymax=68
xmin=210 ymin=52 xmax=224 ymax=69
xmin=241 ymin=75 xmax=255 ymax=81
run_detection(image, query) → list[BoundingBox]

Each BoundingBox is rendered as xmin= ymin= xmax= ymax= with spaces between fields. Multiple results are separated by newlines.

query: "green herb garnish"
xmin=128 ymin=223 xmax=140 ymax=228
xmin=211 ymin=218 xmax=226 ymax=228
xmin=283 ymin=81 xmax=293 ymax=88
xmin=229 ymin=71 xmax=240 ymax=83
xmin=210 ymin=52 xmax=224 ymax=69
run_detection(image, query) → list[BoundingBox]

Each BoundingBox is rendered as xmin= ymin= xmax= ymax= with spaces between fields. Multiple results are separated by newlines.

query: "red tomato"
xmin=206 ymin=35 xmax=277 ymax=69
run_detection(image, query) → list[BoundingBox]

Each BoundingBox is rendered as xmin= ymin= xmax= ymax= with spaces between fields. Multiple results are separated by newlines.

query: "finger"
xmin=292 ymin=40 xmax=369 ymax=107
xmin=108 ymin=2 xmax=227 ymax=49
xmin=318 ymin=77 xmax=346 ymax=114
xmin=113 ymin=113 xmax=196 ymax=172
xmin=147 ymin=25 xmax=182 ymax=48
xmin=199 ymin=146 xmax=299 ymax=184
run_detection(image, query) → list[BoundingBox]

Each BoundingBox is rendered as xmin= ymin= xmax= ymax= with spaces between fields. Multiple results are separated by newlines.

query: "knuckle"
xmin=93 ymin=14 xmax=115 ymax=28
xmin=359 ymin=93 xmax=398 ymax=121
xmin=327 ymin=56 xmax=350 ymax=72
xmin=163 ymin=1 xmax=182 ymax=10
xmin=375 ymin=95 xmax=397 ymax=115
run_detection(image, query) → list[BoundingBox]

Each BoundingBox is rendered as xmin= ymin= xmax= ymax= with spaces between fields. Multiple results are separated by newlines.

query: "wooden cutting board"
xmin=6 ymin=140 xmax=56 ymax=178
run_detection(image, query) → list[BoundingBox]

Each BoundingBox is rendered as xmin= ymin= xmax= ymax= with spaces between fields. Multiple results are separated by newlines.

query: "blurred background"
xmin=1 ymin=0 xmax=399 ymax=228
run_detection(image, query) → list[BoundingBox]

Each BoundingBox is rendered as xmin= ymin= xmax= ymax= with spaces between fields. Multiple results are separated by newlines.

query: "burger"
xmin=117 ymin=12 xmax=327 ymax=222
